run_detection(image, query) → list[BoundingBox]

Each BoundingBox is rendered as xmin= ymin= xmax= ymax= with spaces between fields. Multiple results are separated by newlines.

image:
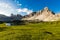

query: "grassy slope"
xmin=0 ymin=22 xmax=60 ymax=40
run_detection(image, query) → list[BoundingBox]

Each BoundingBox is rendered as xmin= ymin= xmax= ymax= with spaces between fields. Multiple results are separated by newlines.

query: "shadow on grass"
xmin=0 ymin=27 xmax=8 ymax=32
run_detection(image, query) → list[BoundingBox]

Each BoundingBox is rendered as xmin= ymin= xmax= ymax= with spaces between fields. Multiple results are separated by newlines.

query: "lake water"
xmin=6 ymin=23 xmax=11 ymax=26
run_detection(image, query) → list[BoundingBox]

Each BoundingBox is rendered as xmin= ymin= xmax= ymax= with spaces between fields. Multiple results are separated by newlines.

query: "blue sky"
xmin=16 ymin=0 xmax=60 ymax=13
xmin=0 ymin=0 xmax=60 ymax=16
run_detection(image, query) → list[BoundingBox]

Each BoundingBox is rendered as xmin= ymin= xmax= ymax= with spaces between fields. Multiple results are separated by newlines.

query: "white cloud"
xmin=0 ymin=3 xmax=18 ymax=16
xmin=0 ymin=2 xmax=33 ymax=16
xmin=17 ymin=4 xmax=22 ymax=6
xmin=0 ymin=3 xmax=11 ymax=8
xmin=14 ymin=0 xmax=22 ymax=6
xmin=17 ymin=8 xmax=33 ymax=14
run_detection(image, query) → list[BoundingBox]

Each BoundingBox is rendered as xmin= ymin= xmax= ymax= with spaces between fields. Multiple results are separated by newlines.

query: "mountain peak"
xmin=23 ymin=7 xmax=58 ymax=21
xmin=44 ymin=7 xmax=48 ymax=10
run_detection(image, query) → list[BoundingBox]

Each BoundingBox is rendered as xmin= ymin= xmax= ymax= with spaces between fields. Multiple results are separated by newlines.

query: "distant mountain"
xmin=0 ymin=14 xmax=10 ymax=21
xmin=22 ymin=7 xmax=60 ymax=21
xmin=0 ymin=14 xmax=23 ymax=22
xmin=10 ymin=14 xmax=23 ymax=21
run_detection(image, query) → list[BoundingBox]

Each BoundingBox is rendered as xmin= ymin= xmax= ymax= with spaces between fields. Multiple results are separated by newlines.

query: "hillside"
xmin=0 ymin=21 xmax=60 ymax=40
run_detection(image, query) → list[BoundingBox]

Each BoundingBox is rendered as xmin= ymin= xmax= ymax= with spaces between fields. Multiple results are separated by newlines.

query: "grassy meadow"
xmin=0 ymin=21 xmax=60 ymax=40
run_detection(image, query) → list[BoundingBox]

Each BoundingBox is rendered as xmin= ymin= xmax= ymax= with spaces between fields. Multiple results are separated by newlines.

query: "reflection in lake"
xmin=6 ymin=23 xmax=11 ymax=26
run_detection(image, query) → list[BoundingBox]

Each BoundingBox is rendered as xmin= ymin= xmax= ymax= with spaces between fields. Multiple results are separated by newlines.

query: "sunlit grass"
xmin=0 ymin=21 xmax=60 ymax=40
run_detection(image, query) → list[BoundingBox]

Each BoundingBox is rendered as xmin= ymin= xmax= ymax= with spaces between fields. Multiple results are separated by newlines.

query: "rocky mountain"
xmin=22 ymin=7 xmax=60 ymax=21
xmin=10 ymin=14 xmax=23 ymax=21
xmin=0 ymin=7 xmax=60 ymax=22
xmin=0 ymin=14 xmax=23 ymax=22
xmin=0 ymin=14 xmax=10 ymax=21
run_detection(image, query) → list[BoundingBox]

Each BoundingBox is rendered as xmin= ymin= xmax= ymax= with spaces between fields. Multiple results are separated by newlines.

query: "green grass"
xmin=0 ymin=21 xmax=60 ymax=40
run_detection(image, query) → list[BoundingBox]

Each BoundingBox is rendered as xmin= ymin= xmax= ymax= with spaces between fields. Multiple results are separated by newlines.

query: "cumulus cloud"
xmin=0 ymin=3 xmax=18 ymax=16
xmin=17 ymin=8 xmax=33 ymax=14
xmin=0 ymin=2 xmax=33 ymax=16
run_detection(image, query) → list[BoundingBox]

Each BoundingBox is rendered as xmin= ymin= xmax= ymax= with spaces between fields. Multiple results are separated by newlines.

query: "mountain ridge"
xmin=22 ymin=7 xmax=60 ymax=21
xmin=0 ymin=14 xmax=23 ymax=22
